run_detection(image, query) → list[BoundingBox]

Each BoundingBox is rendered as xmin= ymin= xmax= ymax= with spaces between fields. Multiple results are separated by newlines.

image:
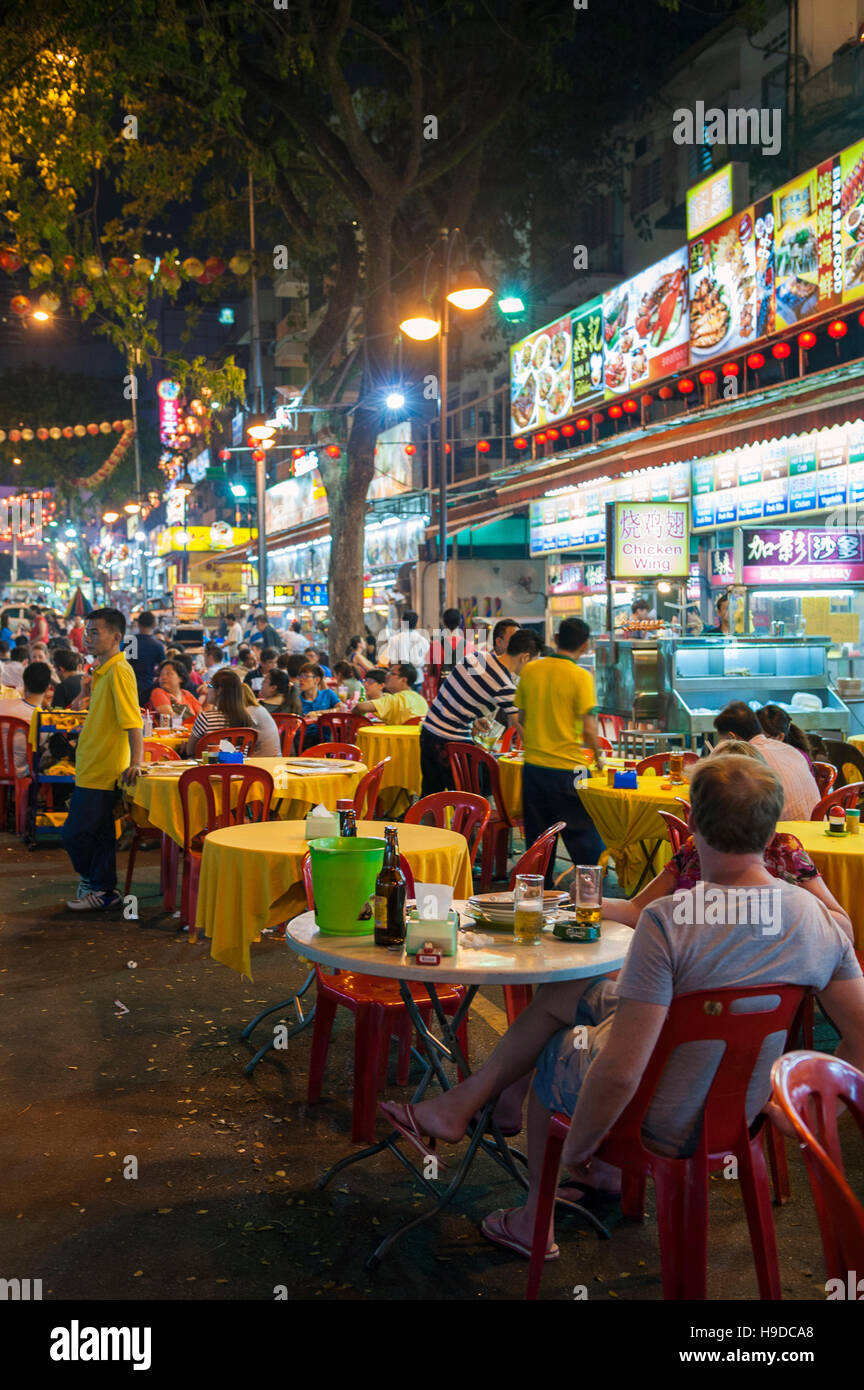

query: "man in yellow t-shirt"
xmin=514 ymin=617 xmax=605 ymax=886
xmin=355 ymin=662 xmax=428 ymax=725
xmin=62 ymin=608 xmax=143 ymax=912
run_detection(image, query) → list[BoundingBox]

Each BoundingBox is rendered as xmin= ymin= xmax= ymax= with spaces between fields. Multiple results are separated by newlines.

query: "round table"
xmin=356 ymin=724 xmax=421 ymax=812
xmin=199 ymin=819 xmax=475 ymax=977
xmin=145 ymin=728 xmax=187 ymax=754
xmin=129 ymin=756 xmax=367 ymax=846
xmin=777 ymin=819 xmax=864 ymax=950
xmin=578 ymin=772 xmax=690 ymax=896
xmin=497 ymin=754 xmax=627 ymax=823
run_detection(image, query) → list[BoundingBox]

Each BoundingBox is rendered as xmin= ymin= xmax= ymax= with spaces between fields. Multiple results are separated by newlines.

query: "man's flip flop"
xmin=378 ymin=1101 xmax=448 ymax=1172
xmin=480 ymin=1208 xmax=559 ymax=1261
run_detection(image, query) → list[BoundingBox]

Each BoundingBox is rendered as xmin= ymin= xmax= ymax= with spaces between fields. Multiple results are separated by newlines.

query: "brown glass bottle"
xmin=373 ymin=825 xmax=407 ymax=946
xmin=339 ymin=807 xmax=357 ymax=836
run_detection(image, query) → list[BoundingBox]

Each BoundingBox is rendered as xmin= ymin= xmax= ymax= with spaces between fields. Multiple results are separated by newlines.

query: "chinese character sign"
xmin=612 ymin=501 xmax=689 ymax=579
xmin=742 ymin=528 xmax=864 ymax=584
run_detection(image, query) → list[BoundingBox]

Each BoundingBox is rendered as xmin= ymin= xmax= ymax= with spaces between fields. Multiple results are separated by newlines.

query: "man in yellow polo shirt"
xmin=514 ymin=617 xmax=605 ymax=887
xmin=354 ymin=662 xmax=428 ymax=724
xmin=63 ymin=608 xmax=143 ymax=911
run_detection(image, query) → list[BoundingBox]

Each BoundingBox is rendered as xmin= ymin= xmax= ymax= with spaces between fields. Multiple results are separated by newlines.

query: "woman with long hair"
xmin=258 ymin=666 xmax=301 ymax=715
xmin=757 ymin=703 xmax=815 ymax=770
xmin=184 ymin=667 xmax=279 ymax=756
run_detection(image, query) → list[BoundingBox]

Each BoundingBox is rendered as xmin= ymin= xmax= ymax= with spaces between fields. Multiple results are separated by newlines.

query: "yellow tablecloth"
xmin=498 ymin=755 xmax=523 ymax=819
xmin=145 ymin=729 xmax=187 ymax=753
xmin=128 ymin=756 xmax=366 ymax=846
xmin=356 ymin=725 xmax=421 ymax=794
xmin=577 ymin=773 xmax=690 ymax=896
xmin=198 ymin=818 xmax=473 ymax=976
xmin=777 ymin=819 xmax=864 ymax=950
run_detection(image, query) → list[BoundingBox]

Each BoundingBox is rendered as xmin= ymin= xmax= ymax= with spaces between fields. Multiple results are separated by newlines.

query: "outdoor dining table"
xmin=356 ymin=724 xmax=421 ymax=813
xmin=497 ymin=753 xmax=627 ymax=821
xmin=197 ymin=818 xmax=474 ymax=977
xmin=128 ymin=755 xmax=367 ymax=847
xmin=284 ymin=908 xmax=632 ymax=1268
xmin=777 ymin=819 xmax=864 ymax=950
xmin=577 ymin=771 xmax=690 ymax=895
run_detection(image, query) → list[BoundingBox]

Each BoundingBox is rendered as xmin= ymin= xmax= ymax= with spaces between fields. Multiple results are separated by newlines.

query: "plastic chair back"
xmin=446 ymin=740 xmax=515 ymax=824
xmin=405 ymin=791 xmax=491 ymax=868
xmin=403 ymin=715 xmax=423 ymax=725
xmin=0 ymin=715 xmax=31 ymax=782
xmin=143 ymin=739 xmax=181 ymax=763
xmin=344 ymin=712 xmax=373 ymax=742
xmin=636 ymin=751 xmax=699 ymax=776
xmin=507 ymin=822 xmax=567 ymax=887
xmin=272 ymin=712 xmax=304 ymax=756
xmin=823 ymin=740 xmax=864 ymax=789
xmin=811 ymin=761 xmax=836 ymax=799
xmin=810 ymin=783 xmax=864 ymax=820
xmin=178 ymin=764 xmax=274 ymax=856
xmin=353 ymin=757 xmax=391 ymax=819
xmin=499 ymin=726 xmax=522 ymax=754
xmin=658 ymin=810 xmax=690 ymax=854
xmin=314 ymin=710 xmax=357 ymax=742
xmin=195 ymin=726 xmax=258 ymax=756
xmin=298 ymin=742 xmax=362 ymax=761
xmin=771 ymin=1050 xmax=864 ymax=1279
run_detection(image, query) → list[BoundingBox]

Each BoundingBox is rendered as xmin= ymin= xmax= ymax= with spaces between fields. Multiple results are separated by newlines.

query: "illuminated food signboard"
xmin=602 ymin=247 xmax=689 ymax=397
xmin=510 ymin=314 xmax=573 ymax=433
xmin=608 ymin=501 xmax=690 ymax=579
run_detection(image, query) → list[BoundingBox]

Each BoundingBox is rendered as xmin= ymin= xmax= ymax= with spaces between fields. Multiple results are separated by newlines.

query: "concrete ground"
xmin=0 ymin=829 xmax=859 ymax=1304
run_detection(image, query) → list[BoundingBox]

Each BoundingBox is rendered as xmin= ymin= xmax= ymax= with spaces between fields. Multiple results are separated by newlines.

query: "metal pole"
xmin=438 ymin=243 xmax=449 ymax=623
xmin=248 ymin=167 xmax=267 ymax=607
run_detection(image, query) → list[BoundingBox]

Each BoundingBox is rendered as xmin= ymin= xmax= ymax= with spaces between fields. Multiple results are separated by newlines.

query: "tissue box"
xmin=405 ymin=911 xmax=459 ymax=956
xmin=614 ymin=770 xmax=638 ymax=789
xmin=305 ymin=809 xmax=339 ymax=840
xmin=218 ymin=749 xmax=244 ymax=764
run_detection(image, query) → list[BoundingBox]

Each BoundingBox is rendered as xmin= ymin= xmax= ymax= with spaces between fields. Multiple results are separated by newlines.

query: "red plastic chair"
xmin=405 ymin=791 xmax=491 ymax=869
xmin=178 ymin=765 xmax=273 ymax=937
xmin=810 ymin=783 xmax=864 ymax=820
xmin=507 ymin=821 xmax=567 ymax=888
xmin=301 ymin=854 xmax=468 ymax=1142
xmin=125 ymin=741 xmax=183 ymax=902
xmin=635 ymin=751 xmax=699 ymax=776
xmin=0 ymin=715 xmax=32 ymax=835
xmin=771 ymin=1050 xmax=864 ymax=1280
xmin=526 ymin=983 xmax=805 ymax=1300
xmin=811 ymin=761 xmax=836 ymax=799
xmin=271 ymin=712 xmax=304 ymax=756
xmin=298 ymin=742 xmax=363 ymax=761
xmin=658 ymin=810 xmax=690 ymax=855
xmin=314 ymin=710 xmax=359 ymax=742
xmin=447 ymin=741 xmax=521 ymax=890
xmin=499 ymin=725 xmax=522 ymax=754
xmin=353 ymin=757 xmax=391 ymax=820
xmin=143 ymin=740 xmax=181 ymax=763
xmin=403 ymin=714 xmax=424 ymax=726
xmin=194 ymin=726 xmax=258 ymax=757
xmin=344 ymin=712 xmax=373 ymax=742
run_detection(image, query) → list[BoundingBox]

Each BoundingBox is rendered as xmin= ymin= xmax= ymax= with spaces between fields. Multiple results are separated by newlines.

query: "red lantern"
xmin=252 ymin=448 xmax=265 ymax=462
xmin=721 ymin=362 xmax=739 ymax=377
xmin=292 ymin=447 xmax=304 ymax=458
xmin=112 ymin=420 xmax=124 ymax=432
xmin=404 ymin=443 xmax=416 ymax=456
xmin=642 ymin=394 xmax=654 ymax=406
xmin=545 ymin=428 xmax=559 ymax=441
xmin=827 ymin=319 xmax=848 ymax=340
xmin=622 ymin=398 xmax=638 ymax=413
xmin=698 ymin=369 xmax=716 ymax=385
xmin=36 ymin=427 xmax=49 ymax=440
xmin=62 ymin=426 xmax=74 ymax=438
xmin=608 ymin=404 xmax=623 ymax=418
xmin=109 ymin=257 xmax=130 ymax=278
xmin=219 ymin=448 xmax=231 ymax=462
xmin=0 ymin=246 xmax=23 ymax=273
xmin=325 ymin=444 xmax=341 ymax=458
xmin=591 ymin=413 xmax=605 ymax=425
xmin=10 ymin=295 xmax=30 ymax=316
xmin=746 ymin=352 xmax=765 ymax=369
xmin=536 ymin=431 xmax=547 ymax=443
xmin=86 ymin=423 xmax=99 ymax=435
xmin=560 ymin=423 xmax=575 ymax=437
xmin=202 ymin=256 xmax=226 ymax=280
xmin=859 ymin=310 xmax=864 ymax=329
xmin=771 ymin=342 xmax=791 ymax=359
xmin=798 ymin=329 xmax=817 ymax=350
xmin=677 ymin=378 xmax=695 ymax=395
xmin=513 ymin=436 xmax=528 ymax=450
xmin=658 ymin=386 xmax=674 ymax=400
xmin=445 ymin=444 xmax=451 ymax=454
xmin=575 ymin=417 xmax=591 ymax=431
xmin=8 ymin=429 xmax=20 ymax=442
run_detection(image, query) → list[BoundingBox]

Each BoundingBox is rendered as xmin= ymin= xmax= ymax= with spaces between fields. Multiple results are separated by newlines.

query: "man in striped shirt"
xmin=420 ymin=629 xmax=542 ymax=796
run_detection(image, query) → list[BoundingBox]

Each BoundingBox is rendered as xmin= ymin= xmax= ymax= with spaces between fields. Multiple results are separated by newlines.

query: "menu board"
xmin=609 ymin=501 xmax=689 ymax=579
xmin=773 ymin=162 xmax=831 ymax=327
xmin=839 ymin=137 xmax=864 ymax=304
xmin=529 ymin=460 xmax=689 ymax=554
xmin=571 ymin=297 xmax=604 ymax=404
xmin=688 ymin=199 xmax=775 ymax=358
xmin=300 ymin=582 xmax=328 ymax=607
xmin=510 ymin=314 xmax=573 ymax=433
xmin=602 ymin=247 xmax=689 ymax=396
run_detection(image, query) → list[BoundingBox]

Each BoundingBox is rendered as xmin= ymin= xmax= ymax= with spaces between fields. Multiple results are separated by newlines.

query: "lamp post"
xmin=399 ymin=230 xmax=492 ymax=623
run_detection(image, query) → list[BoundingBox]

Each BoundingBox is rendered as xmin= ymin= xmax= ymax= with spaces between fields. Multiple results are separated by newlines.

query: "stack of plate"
xmin=465 ymin=890 xmax=568 ymax=928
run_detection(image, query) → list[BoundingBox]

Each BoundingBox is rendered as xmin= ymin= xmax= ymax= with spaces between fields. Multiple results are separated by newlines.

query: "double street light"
xmin=399 ymin=231 xmax=493 ymax=621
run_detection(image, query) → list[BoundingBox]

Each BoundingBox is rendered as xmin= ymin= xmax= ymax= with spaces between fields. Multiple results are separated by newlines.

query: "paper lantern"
xmin=60 ymin=255 xmax=76 ymax=277
xmin=181 ymin=257 xmax=204 ymax=279
xmin=477 ymin=439 xmax=491 ymax=452
xmin=0 ymin=246 xmax=22 ymax=273
xmin=21 ymin=428 xmax=34 ymax=441
xmin=576 ymin=417 xmax=591 ymax=431
xmin=608 ymin=404 xmax=623 ymax=418
xmin=64 ymin=426 xmax=75 ymax=438
xmin=658 ymin=385 xmax=674 ymax=400
xmin=698 ymin=370 xmax=716 ymax=385
xmin=70 ymin=285 xmax=92 ymax=310
xmin=772 ymin=342 xmax=792 ymax=359
xmin=746 ymin=352 xmax=765 ymax=369
xmin=122 ymin=419 xmax=133 ymax=429
xmin=0 ymin=431 xmax=5 ymax=442
xmin=513 ymin=436 xmax=528 ymax=449
xmin=721 ymin=362 xmax=739 ymax=376
xmin=73 ymin=424 xmax=86 ymax=437
xmin=83 ymin=257 xmax=104 ymax=279
xmin=252 ymin=447 xmax=265 ymax=462
xmin=827 ymin=319 xmax=848 ymax=340
xmin=202 ymin=256 xmax=225 ymax=280
xmin=677 ymin=378 xmax=695 ymax=394
xmin=49 ymin=427 xmax=61 ymax=440
xmin=8 ymin=429 xmax=21 ymax=442
xmin=112 ymin=420 xmax=124 ymax=432
xmin=10 ymin=295 xmax=30 ymax=316
xmin=36 ymin=427 xmax=49 ymax=440
xmin=29 ymin=253 xmax=53 ymax=278
xmin=404 ymin=443 xmax=416 ymax=456
xmin=591 ymin=413 xmax=605 ymax=425
xmin=561 ymin=423 xmax=575 ymax=436
xmin=99 ymin=421 xmax=112 ymax=434
xmin=219 ymin=448 xmax=231 ymax=461
xmin=132 ymin=257 xmax=153 ymax=278
xmin=325 ymin=444 xmax=341 ymax=458
xmin=621 ymin=399 xmax=638 ymax=413
xmin=38 ymin=292 xmax=60 ymax=313
xmin=545 ymin=428 xmax=560 ymax=440
xmin=228 ymin=253 xmax=252 ymax=275
xmin=535 ymin=431 xmax=547 ymax=443
xmin=86 ymin=423 xmax=99 ymax=435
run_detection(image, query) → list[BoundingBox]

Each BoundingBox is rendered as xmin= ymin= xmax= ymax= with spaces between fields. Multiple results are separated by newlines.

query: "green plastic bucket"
xmin=308 ymin=836 xmax=385 ymax=936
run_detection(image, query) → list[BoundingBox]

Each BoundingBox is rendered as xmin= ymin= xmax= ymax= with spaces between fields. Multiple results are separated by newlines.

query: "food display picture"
xmin=839 ymin=136 xmax=864 ymax=303
xmin=571 ymin=297 xmax=604 ymax=404
xmin=688 ymin=198 xmax=775 ymax=358
xmin=772 ymin=162 xmax=830 ymax=327
xmin=602 ymin=247 xmax=689 ymax=397
xmin=510 ymin=314 xmax=573 ymax=433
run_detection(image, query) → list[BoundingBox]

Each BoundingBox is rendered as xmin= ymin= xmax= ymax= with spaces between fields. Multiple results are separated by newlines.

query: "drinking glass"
xmin=573 ymin=865 xmax=603 ymax=932
xmin=171 ymin=713 xmax=184 ymax=730
xmin=669 ymin=752 xmax=684 ymax=783
xmin=513 ymin=873 xmax=544 ymax=945
xmin=159 ymin=712 xmax=171 ymax=729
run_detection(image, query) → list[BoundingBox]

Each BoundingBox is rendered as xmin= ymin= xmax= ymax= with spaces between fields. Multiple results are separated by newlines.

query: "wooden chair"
xmin=193 ymin=726 xmax=258 ymax=757
xmin=271 ymin=712 xmax=304 ymax=756
xmin=298 ymin=742 xmax=363 ymax=761
xmin=178 ymin=765 xmax=273 ymax=937
xmin=811 ymin=761 xmax=836 ymax=799
xmin=447 ymin=741 xmax=521 ymax=890
xmin=0 ymin=715 xmax=32 ymax=835
xmin=809 ymin=783 xmax=864 ymax=820
xmin=353 ymin=757 xmax=391 ymax=819
xmin=405 ymin=791 xmax=491 ymax=869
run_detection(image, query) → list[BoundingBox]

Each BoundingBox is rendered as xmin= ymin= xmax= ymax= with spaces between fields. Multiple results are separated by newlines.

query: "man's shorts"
xmin=532 ymin=977 xmax=619 ymax=1117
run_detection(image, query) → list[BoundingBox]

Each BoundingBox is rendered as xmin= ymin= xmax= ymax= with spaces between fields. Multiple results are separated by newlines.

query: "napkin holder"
xmin=218 ymin=749 xmax=245 ymax=764
xmin=305 ymin=808 xmax=339 ymax=840
xmin=405 ymin=910 xmax=459 ymax=956
xmin=613 ymin=770 xmax=638 ymax=789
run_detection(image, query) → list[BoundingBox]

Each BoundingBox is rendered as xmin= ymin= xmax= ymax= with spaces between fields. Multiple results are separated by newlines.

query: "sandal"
xmin=555 ymin=1179 xmax=621 ymax=1211
xmin=378 ymin=1101 xmax=448 ymax=1172
xmin=481 ymin=1208 xmax=559 ymax=1261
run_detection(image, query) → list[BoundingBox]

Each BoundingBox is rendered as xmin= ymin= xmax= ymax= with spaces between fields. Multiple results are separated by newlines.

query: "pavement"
xmin=0 ymin=830 xmax=859 ymax=1303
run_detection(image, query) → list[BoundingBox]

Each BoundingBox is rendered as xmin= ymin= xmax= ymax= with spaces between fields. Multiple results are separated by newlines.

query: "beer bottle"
xmin=374 ymin=825 xmax=407 ymax=946
xmin=337 ymin=799 xmax=356 ymax=836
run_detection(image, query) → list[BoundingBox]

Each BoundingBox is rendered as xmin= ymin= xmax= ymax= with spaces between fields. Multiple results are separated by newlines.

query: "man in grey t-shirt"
xmin=379 ymin=754 xmax=864 ymax=1259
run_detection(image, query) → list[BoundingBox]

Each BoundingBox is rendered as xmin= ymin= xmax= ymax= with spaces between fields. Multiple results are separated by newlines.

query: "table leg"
xmin=630 ymin=837 xmax=663 ymax=895
xmin=241 ymin=967 xmax=317 ymax=1075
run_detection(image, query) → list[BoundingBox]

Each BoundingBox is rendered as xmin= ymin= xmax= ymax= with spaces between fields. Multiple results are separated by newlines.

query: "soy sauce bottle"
xmin=374 ymin=825 xmax=406 ymax=946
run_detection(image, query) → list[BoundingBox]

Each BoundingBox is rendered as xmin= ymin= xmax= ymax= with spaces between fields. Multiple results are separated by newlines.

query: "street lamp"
xmin=399 ymin=229 xmax=493 ymax=621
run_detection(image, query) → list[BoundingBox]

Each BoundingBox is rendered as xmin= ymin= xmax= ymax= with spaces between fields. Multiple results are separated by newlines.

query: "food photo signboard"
xmin=602 ymin=247 xmax=689 ymax=397
xmin=571 ymin=297 xmax=605 ymax=404
xmin=688 ymin=198 xmax=775 ymax=358
xmin=607 ymin=500 xmax=690 ymax=578
xmin=509 ymin=314 xmax=573 ymax=434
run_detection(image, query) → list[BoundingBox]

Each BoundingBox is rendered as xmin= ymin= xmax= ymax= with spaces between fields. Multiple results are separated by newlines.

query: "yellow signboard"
xmin=155 ymin=524 xmax=256 ymax=556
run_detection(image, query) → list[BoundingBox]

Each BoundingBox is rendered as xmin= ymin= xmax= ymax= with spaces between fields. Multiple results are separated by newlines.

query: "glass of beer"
xmin=513 ymin=873 xmax=544 ymax=945
xmin=573 ymin=865 xmax=603 ymax=933
xmin=669 ymin=751 xmax=684 ymax=783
